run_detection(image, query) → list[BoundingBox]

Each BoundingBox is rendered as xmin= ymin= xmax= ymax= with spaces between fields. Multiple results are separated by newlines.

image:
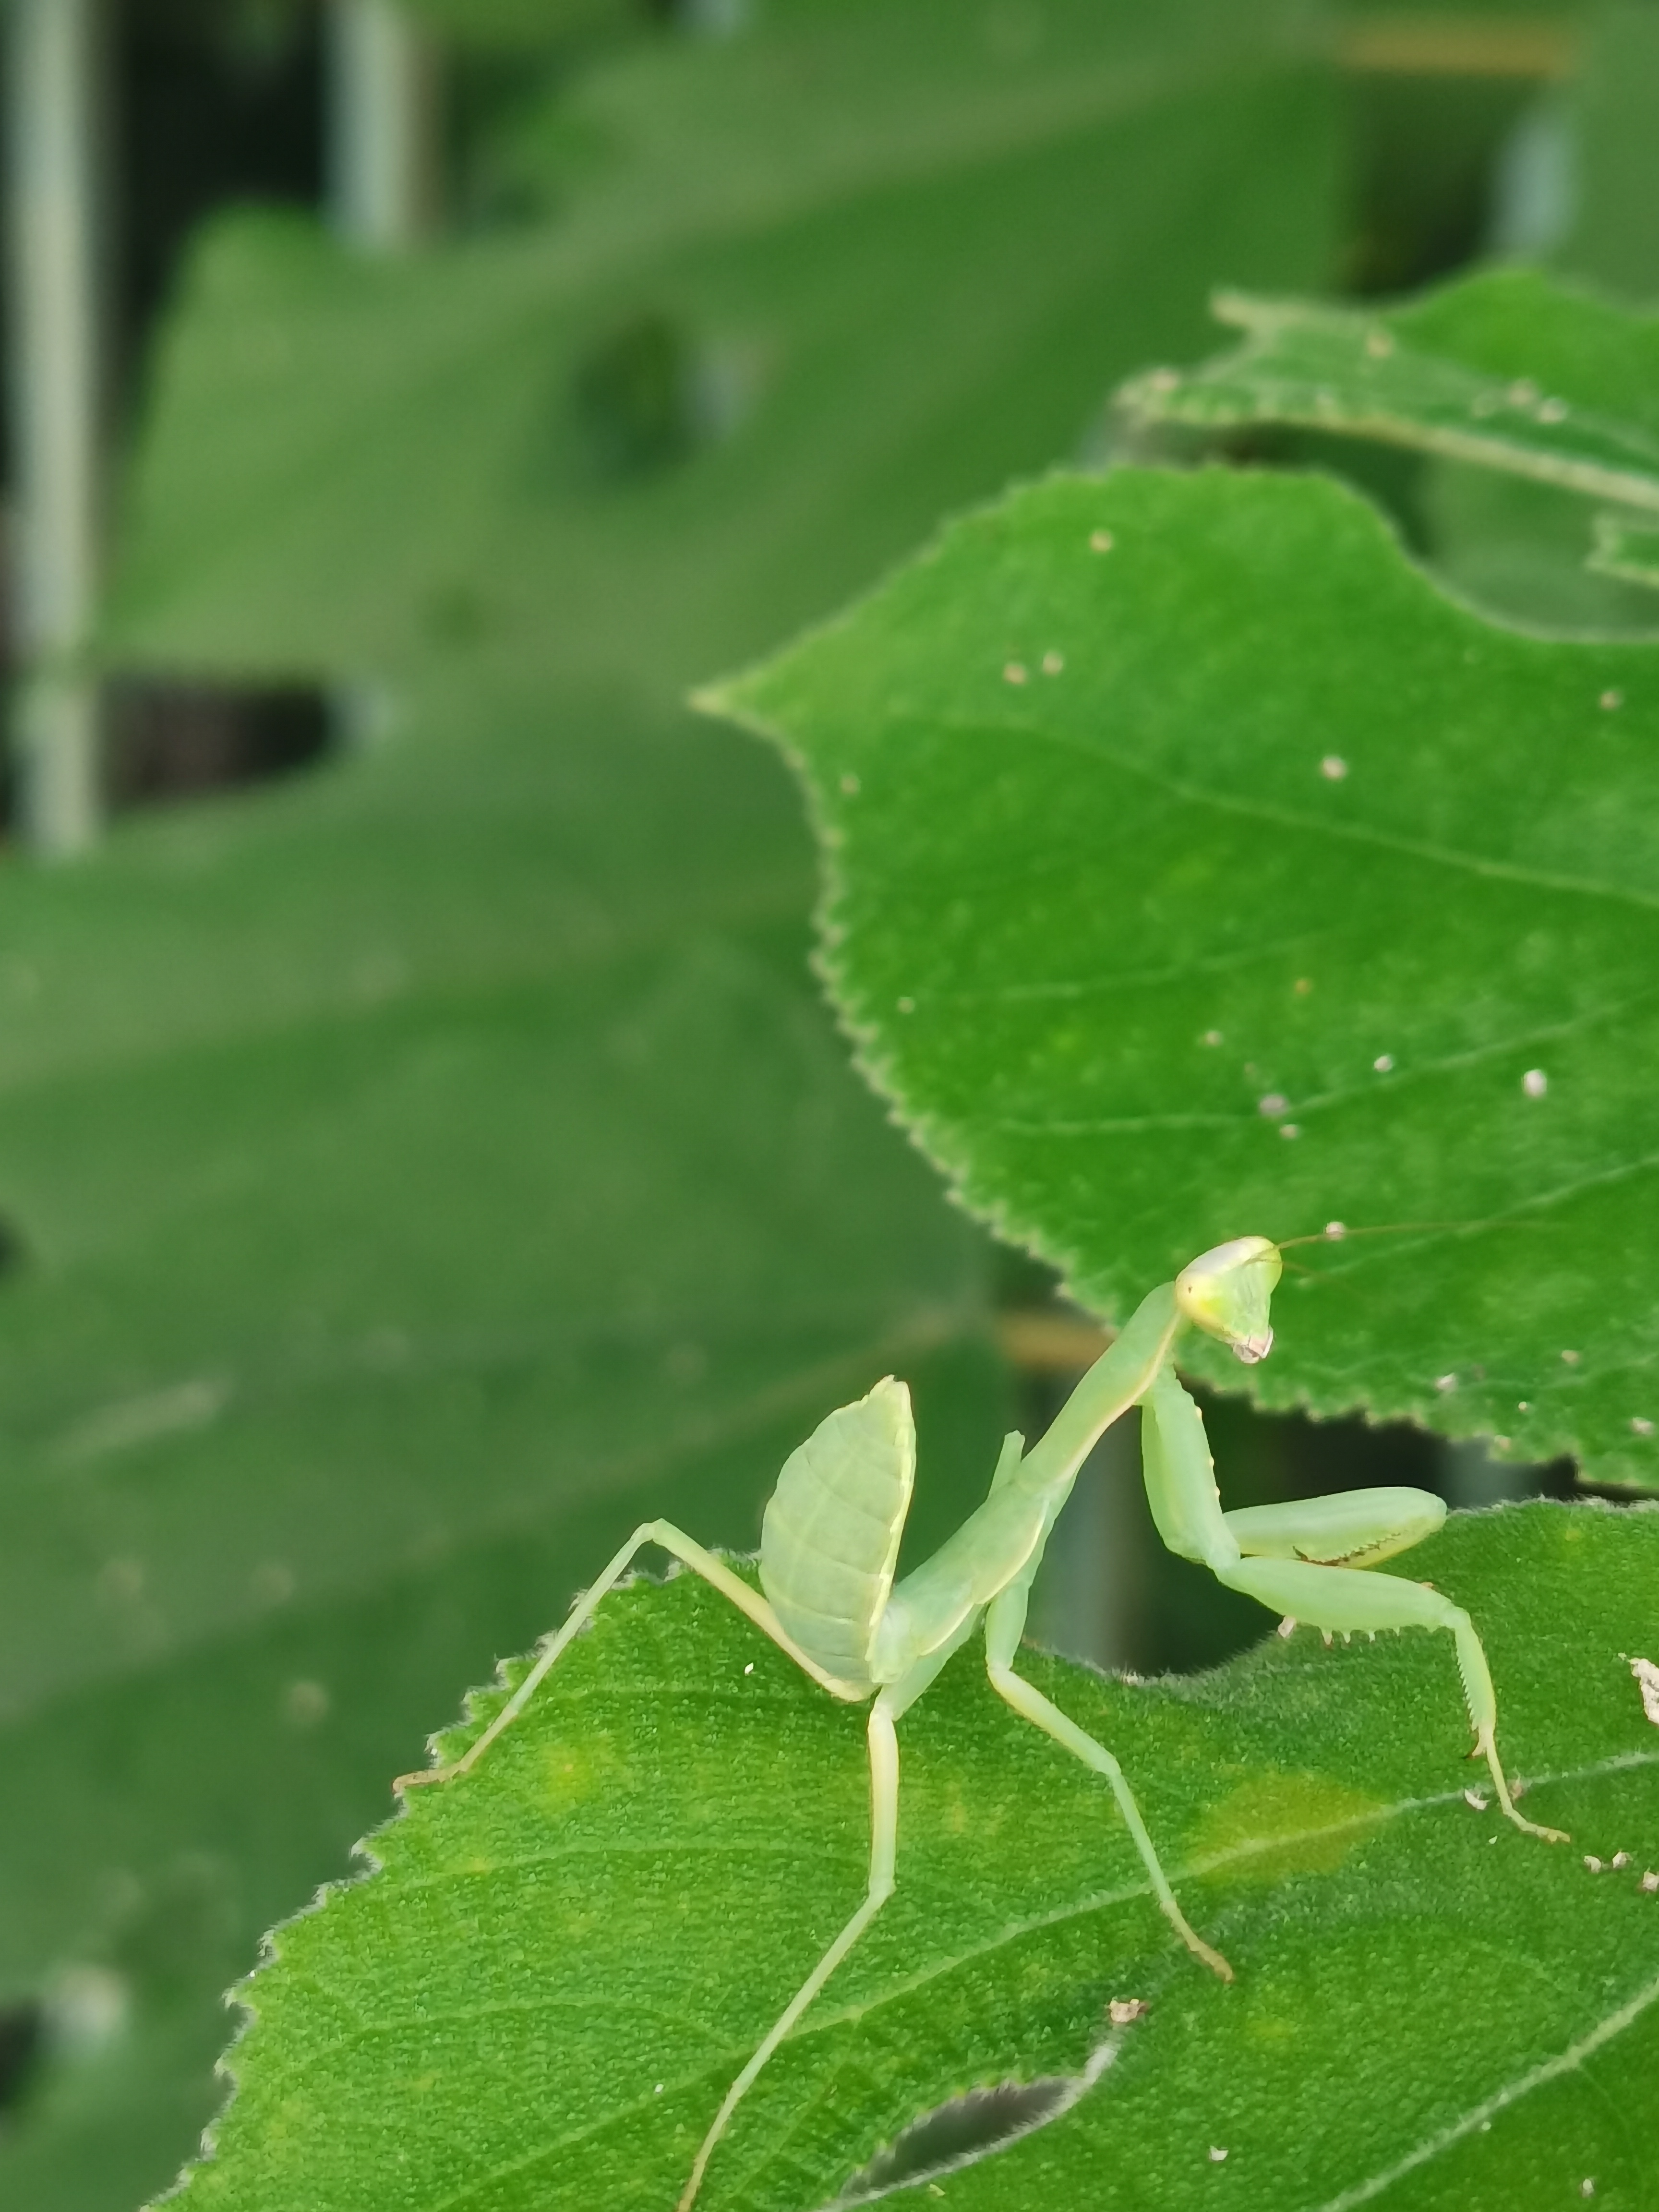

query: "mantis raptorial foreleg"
xmin=1141 ymin=1365 xmax=1568 ymax=1843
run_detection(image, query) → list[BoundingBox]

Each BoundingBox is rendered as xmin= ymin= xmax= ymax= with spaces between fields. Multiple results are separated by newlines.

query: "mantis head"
xmin=1174 ymin=1236 xmax=1282 ymax=1363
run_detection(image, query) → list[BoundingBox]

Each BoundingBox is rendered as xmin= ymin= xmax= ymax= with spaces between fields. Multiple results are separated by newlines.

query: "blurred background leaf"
xmin=0 ymin=4 xmax=1340 ymax=2207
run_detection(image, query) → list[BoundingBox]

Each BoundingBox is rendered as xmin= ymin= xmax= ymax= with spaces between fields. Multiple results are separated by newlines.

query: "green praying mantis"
xmin=401 ymin=1234 xmax=1568 ymax=2209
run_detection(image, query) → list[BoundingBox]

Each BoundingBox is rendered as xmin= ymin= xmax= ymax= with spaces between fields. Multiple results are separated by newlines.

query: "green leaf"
xmin=1115 ymin=271 xmax=1659 ymax=633
xmin=713 ymin=464 xmax=1659 ymax=1490
xmin=163 ymin=1503 xmax=1659 ymax=2211
xmin=1118 ymin=270 xmax=1659 ymax=515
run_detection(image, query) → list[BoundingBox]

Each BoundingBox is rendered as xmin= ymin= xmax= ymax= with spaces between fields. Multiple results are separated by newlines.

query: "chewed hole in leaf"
xmin=573 ymin=311 xmax=703 ymax=477
xmin=105 ymin=680 xmax=336 ymax=813
xmin=832 ymin=2071 xmax=1083 ymax=2205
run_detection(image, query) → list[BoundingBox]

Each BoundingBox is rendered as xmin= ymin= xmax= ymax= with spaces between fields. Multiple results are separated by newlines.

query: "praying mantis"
xmin=401 ymin=1234 xmax=1567 ymax=2209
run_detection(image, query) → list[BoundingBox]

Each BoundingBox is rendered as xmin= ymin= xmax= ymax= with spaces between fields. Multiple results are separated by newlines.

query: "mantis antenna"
xmin=399 ymin=1233 xmax=1567 ymax=2208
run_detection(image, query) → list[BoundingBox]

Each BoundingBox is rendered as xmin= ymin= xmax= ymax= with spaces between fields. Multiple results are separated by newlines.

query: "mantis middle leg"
xmin=984 ymin=1573 xmax=1233 ymax=1979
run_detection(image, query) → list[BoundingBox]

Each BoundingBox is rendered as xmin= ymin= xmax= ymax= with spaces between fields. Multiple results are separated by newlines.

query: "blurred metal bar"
xmin=995 ymin=1309 xmax=1111 ymax=1376
xmin=1339 ymin=17 xmax=1576 ymax=81
xmin=328 ymin=0 xmax=440 ymax=251
xmin=6 ymin=0 xmax=108 ymax=857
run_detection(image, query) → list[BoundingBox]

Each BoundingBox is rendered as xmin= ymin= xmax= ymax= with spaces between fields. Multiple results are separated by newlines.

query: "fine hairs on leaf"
xmin=158 ymin=1498 xmax=1658 ymax=2212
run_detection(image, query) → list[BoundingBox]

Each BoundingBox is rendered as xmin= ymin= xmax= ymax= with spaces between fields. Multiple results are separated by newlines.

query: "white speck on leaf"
xmin=1632 ymin=1417 xmax=1655 ymax=1438
xmin=1522 ymin=1068 xmax=1548 ymax=1098
xmin=743 ymin=1662 xmax=755 ymax=1676
xmin=1090 ymin=529 xmax=1115 ymax=553
xmin=1642 ymin=1870 xmax=1659 ymax=1893
xmin=1464 ymin=1788 xmax=1488 ymax=1811
xmin=1600 ymin=689 xmax=1623 ymax=711
xmin=1373 ymin=1053 xmax=1394 ymax=1072
xmin=1108 ymin=1997 xmax=1149 ymax=2026
xmin=1537 ymin=397 xmax=1568 ymax=424
xmin=1041 ymin=650 xmax=1064 ymax=676
xmin=1003 ymin=661 xmax=1027 ymax=685
xmin=1280 ymin=1124 xmax=1301 ymax=1140
xmin=1201 ymin=1029 xmax=1223 ymax=1047
xmin=1435 ymin=1374 xmax=1457 ymax=1394
xmin=1258 ymin=1093 xmax=1288 ymax=1117
xmin=1612 ymin=1852 xmax=1631 ymax=1869
xmin=1585 ymin=1855 xmax=1605 ymax=1873
xmin=1562 ymin=1349 xmax=1581 ymax=1365
xmin=1324 ymin=1221 xmax=1347 ymax=1240
xmin=1508 ymin=378 xmax=1539 ymax=407
xmin=1320 ymin=754 xmax=1348 ymax=780
xmin=1208 ymin=2147 xmax=1229 ymax=2164
xmin=1631 ymin=1657 xmax=1659 ymax=1724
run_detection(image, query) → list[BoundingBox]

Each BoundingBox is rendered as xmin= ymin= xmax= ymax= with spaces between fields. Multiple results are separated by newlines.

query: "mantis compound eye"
xmin=1174 ymin=1236 xmax=1282 ymax=1363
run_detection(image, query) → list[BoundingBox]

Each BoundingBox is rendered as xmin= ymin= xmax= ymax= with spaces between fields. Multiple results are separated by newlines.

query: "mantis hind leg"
xmin=397 ymin=1519 xmax=862 ymax=1791
xmin=1219 ymin=1541 xmax=1568 ymax=1844
xmin=678 ymin=1626 xmax=970 ymax=2212
xmin=677 ymin=1691 xmax=900 ymax=2210
xmin=982 ymin=1581 xmax=1232 ymax=1980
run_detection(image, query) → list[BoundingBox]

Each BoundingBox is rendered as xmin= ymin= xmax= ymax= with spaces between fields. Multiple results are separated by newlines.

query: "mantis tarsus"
xmin=400 ymin=1235 xmax=1568 ymax=2209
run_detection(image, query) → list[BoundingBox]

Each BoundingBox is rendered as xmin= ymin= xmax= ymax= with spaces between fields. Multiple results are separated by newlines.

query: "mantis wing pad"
xmin=760 ymin=1377 xmax=915 ymax=1685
